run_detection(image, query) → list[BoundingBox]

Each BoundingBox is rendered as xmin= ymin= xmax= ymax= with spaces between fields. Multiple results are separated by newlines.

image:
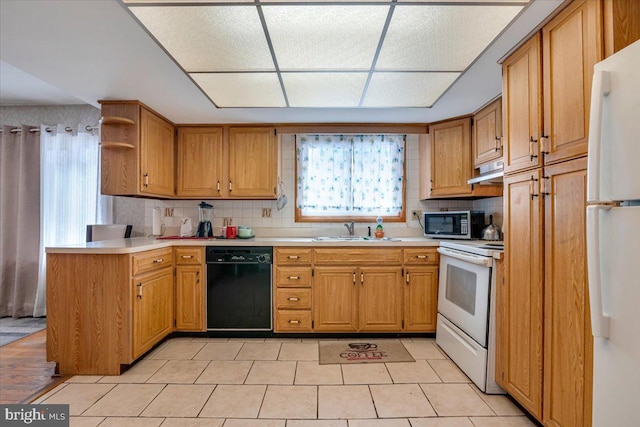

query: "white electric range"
xmin=436 ymin=240 xmax=504 ymax=394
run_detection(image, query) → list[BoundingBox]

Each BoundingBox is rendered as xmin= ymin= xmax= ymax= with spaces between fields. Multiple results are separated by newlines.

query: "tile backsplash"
xmin=114 ymin=134 xmax=503 ymax=238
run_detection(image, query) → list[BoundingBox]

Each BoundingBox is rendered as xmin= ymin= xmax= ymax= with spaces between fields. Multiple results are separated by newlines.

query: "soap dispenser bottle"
xmin=375 ymin=216 xmax=384 ymax=238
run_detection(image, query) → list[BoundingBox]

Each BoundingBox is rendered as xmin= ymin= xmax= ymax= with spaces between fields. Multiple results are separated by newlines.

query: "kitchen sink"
xmin=312 ymin=236 xmax=401 ymax=242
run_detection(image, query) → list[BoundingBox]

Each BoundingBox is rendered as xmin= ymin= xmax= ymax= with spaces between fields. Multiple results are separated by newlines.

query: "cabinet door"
xmin=404 ymin=266 xmax=438 ymax=332
xmin=176 ymin=127 xmax=224 ymax=198
xmin=542 ymin=0 xmax=602 ymax=165
xmin=543 ymin=157 xmax=592 ymax=427
xmin=140 ymin=108 xmax=175 ymax=196
xmin=359 ymin=267 xmax=403 ymax=332
xmin=502 ymin=33 xmax=542 ymax=174
xmin=430 ymin=117 xmax=472 ymax=197
xmin=228 ymin=127 xmax=278 ymax=198
xmin=473 ymin=98 xmax=503 ymax=167
xmin=133 ymin=268 xmax=174 ymax=358
xmin=313 ymin=267 xmax=358 ymax=332
xmin=175 ymin=265 xmax=205 ymax=331
xmin=500 ymin=169 xmax=544 ymax=421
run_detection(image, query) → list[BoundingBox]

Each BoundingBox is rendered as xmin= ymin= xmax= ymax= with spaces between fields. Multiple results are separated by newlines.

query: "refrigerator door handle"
xmin=587 ymin=70 xmax=611 ymax=203
xmin=587 ymin=205 xmax=610 ymax=338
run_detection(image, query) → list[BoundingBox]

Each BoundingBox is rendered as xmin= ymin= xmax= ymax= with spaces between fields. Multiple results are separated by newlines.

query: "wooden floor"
xmin=0 ymin=329 xmax=67 ymax=404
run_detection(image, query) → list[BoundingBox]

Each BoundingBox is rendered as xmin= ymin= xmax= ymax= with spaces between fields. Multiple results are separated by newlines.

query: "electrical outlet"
xmin=411 ymin=210 xmax=422 ymax=219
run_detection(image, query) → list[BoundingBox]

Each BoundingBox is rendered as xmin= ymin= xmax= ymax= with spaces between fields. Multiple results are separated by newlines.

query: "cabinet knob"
xmin=181 ymin=255 xmax=193 ymax=259
xmin=143 ymin=173 xmax=149 ymax=187
xmin=416 ymin=255 xmax=428 ymax=259
xmin=288 ymin=297 xmax=300 ymax=301
xmin=287 ymin=276 xmax=300 ymax=280
xmin=153 ymin=258 xmax=164 ymax=264
xmin=216 ymin=181 xmax=221 ymax=193
xmin=288 ymin=319 xmax=300 ymax=324
xmin=287 ymin=255 xmax=299 ymax=260
xmin=228 ymin=180 xmax=233 ymax=192
xmin=529 ymin=136 xmax=538 ymax=161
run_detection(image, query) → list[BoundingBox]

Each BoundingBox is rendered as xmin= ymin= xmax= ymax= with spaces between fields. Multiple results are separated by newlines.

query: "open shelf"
xmin=101 ymin=116 xmax=135 ymax=126
xmin=100 ymin=142 xmax=135 ymax=149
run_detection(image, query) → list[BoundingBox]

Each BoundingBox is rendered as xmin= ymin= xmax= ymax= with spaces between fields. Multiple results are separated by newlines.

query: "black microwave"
xmin=423 ymin=210 xmax=485 ymax=239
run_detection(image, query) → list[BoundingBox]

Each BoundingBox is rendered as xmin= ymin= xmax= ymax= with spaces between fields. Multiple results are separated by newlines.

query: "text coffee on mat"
xmin=318 ymin=341 xmax=415 ymax=365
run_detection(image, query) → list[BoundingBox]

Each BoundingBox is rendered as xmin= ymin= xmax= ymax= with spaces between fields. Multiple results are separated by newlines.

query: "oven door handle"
xmin=437 ymin=247 xmax=492 ymax=267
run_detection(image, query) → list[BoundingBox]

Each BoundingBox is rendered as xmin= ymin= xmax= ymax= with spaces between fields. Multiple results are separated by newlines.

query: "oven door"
xmin=437 ymin=247 xmax=492 ymax=347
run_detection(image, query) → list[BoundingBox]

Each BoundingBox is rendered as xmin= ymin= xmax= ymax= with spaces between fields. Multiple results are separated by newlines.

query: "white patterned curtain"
xmin=32 ymin=125 xmax=113 ymax=316
xmin=296 ymin=134 xmax=405 ymax=217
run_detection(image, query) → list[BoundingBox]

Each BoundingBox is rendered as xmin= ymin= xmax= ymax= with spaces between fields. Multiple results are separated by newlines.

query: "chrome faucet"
xmin=344 ymin=222 xmax=355 ymax=236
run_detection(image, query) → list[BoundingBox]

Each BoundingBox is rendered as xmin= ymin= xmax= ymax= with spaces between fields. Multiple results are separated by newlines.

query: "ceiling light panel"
xmin=376 ymin=5 xmax=523 ymax=71
xmin=262 ymin=6 xmax=390 ymax=70
xmin=282 ymin=73 xmax=367 ymax=107
xmin=131 ymin=6 xmax=274 ymax=71
xmin=363 ymin=72 xmax=460 ymax=107
xmin=191 ymin=73 xmax=286 ymax=107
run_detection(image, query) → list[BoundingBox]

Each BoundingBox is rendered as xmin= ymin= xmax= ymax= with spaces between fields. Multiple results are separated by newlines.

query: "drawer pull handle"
xmin=288 ymin=276 xmax=300 ymax=280
xmin=288 ymin=320 xmax=300 ymax=324
xmin=153 ymin=258 xmax=164 ymax=263
xmin=416 ymin=255 xmax=429 ymax=259
xmin=288 ymin=297 xmax=300 ymax=301
xmin=136 ymin=282 xmax=142 ymax=299
xmin=181 ymin=255 xmax=193 ymax=259
xmin=287 ymin=255 xmax=299 ymax=260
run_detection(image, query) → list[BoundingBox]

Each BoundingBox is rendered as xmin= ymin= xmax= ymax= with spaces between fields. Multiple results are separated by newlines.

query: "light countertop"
xmin=45 ymin=236 xmax=442 ymax=254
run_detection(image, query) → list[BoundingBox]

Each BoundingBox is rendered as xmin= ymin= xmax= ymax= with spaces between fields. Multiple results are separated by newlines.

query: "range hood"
xmin=468 ymin=160 xmax=504 ymax=184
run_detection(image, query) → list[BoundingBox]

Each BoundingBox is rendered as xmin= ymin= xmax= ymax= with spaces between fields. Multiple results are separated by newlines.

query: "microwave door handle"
xmin=437 ymin=247 xmax=492 ymax=267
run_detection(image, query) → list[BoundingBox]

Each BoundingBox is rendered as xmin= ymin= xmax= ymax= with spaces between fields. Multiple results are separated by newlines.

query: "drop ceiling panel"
xmin=282 ymin=72 xmax=367 ymax=107
xmin=191 ymin=73 xmax=286 ymax=107
xmin=363 ymin=72 xmax=460 ymax=107
xmin=376 ymin=5 xmax=523 ymax=71
xmin=262 ymin=5 xmax=389 ymax=70
xmin=131 ymin=6 xmax=275 ymax=71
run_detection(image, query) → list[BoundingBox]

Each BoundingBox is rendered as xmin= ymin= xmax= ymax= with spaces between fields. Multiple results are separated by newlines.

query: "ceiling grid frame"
xmin=123 ymin=0 xmax=528 ymax=108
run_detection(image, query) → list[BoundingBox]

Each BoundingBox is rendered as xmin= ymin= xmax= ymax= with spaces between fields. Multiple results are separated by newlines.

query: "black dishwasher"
xmin=206 ymin=247 xmax=273 ymax=331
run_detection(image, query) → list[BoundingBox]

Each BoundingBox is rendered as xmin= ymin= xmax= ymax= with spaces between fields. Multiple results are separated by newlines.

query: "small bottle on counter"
xmin=375 ymin=216 xmax=384 ymax=238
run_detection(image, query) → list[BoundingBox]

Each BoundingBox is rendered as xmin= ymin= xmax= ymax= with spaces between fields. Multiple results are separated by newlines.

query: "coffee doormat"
xmin=319 ymin=340 xmax=415 ymax=365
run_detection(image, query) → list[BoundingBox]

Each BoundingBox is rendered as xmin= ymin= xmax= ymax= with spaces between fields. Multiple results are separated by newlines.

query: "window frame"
xmin=294 ymin=134 xmax=407 ymax=223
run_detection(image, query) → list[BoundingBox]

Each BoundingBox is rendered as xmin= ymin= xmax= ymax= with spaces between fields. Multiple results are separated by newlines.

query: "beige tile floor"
xmin=34 ymin=337 xmax=536 ymax=427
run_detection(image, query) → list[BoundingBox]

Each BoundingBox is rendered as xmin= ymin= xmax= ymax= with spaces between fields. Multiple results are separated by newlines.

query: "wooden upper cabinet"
xmin=603 ymin=0 xmax=640 ymax=58
xmin=500 ymin=168 xmax=545 ymax=421
xmin=542 ymin=0 xmax=602 ymax=165
xmin=430 ymin=117 xmax=473 ymax=197
xmin=502 ymin=33 xmax=542 ymax=174
xmin=543 ymin=157 xmax=592 ymax=427
xmin=473 ymin=97 xmax=503 ymax=167
xmin=100 ymin=101 xmax=175 ymax=198
xmin=176 ymin=127 xmax=224 ymax=198
xmin=140 ymin=108 xmax=175 ymax=197
xmin=228 ymin=127 xmax=278 ymax=198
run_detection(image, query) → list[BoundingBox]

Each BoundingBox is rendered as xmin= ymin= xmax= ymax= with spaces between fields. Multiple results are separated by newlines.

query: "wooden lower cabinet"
xmin=404 ymin=266 xmax=438 ymax=332
xmin=313 ymin=266 xmax=359 ymax=332
xmin=358 ymin=267 xmax=403 ymax=332
xmin=543 ymin=157 xmax=592 ymax=427
xmin=132 ymin=267 xmax=174 ymax=359
xmin=175 ymin=265 xmax=205 ymax=331
xmin=499 ymin=158 xmax=591 ymax=425
xmin=174 ymin=247 xmax=206 ymax=332
xmin=499 ymin=168 xmax=545 ymax=420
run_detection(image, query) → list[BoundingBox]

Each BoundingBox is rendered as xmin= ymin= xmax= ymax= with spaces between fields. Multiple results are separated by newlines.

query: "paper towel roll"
xmin=152 ymin=206 xmax=162 ymax=236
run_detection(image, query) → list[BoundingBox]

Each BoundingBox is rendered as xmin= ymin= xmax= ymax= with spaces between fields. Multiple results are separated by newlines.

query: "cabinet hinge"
xmin=312 ymin=268 xmax=314 ymax=277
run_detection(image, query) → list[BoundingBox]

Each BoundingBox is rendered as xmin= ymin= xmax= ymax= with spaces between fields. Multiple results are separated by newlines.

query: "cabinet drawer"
xmin=276 ymin=288 xmax=312 ymax=310
xmin=275 ymin=267 xmax=312 ymax=287
xmin=174 ymin=247 xmax=204 ymax=265
xmin=276 ymin=310 xmax=312 ymax=332
xmin=132 ymin=248 xmax=173 ymax=276
xmin=403 ymin=248 xmax=438 ymax=265
xmin=275 ymin=248 xmax=312 ymax=265
xmin=314 ymin=248 xmax=402 ymax=265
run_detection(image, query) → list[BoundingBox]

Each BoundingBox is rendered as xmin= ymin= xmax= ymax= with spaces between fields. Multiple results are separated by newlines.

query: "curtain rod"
xmin=0 ymin=125 xmax=99 ymax=134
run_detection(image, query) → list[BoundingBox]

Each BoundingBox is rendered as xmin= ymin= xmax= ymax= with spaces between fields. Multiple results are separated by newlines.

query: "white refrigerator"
xmin=586 ymin=39 xmax=640 ymax=427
